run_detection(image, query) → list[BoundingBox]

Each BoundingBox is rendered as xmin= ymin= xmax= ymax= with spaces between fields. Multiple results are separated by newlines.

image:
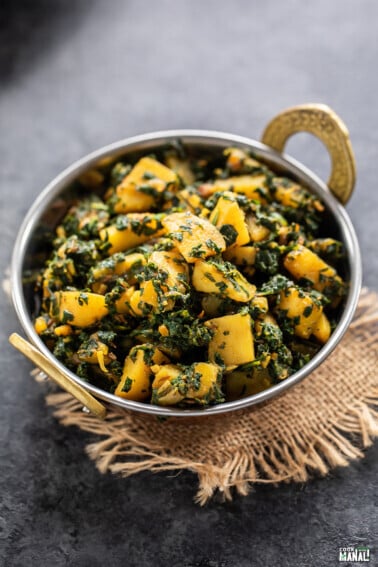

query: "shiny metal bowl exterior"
xmin=11 ymin=130 xmax=362 ymax=417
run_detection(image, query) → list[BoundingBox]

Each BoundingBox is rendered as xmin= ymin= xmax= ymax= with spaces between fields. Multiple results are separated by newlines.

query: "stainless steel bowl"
xmin=11 ymin=104 xmax=362 ymax=417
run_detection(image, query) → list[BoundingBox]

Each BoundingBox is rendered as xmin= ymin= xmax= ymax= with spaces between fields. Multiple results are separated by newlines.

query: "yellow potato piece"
xmin=54 ymin=324 xmax=73 ymax=337
xmin=151 ymin=362 xmax=220 ymax=405
xmin=149 ymin=249 xmax=189 ymax=293
xmin=223 ymin=245 xmax=256 ymax=267
xmin=246 ymin=215 xmax=271 ymax=242
xmin=177 ymin=188 xmax=203 ymax=212
xmin=284 ymin=244 xmax=342 ymax=295
xmin=199 ymin=174 xmax=268 ymax=201
xmin=272 ymin=177 xmax=323 ymax=210
xmin=277 ymin=287 xmax=323 ymax=340
xmin=223 ymin=147 xmax=262 ymax=172
xmin=99 ymin=214 xmax=164 ymax=255
xmin=52 ymin=291 xmax=108 ymax=328
xmin=129 ymin=281 xmax=159 ymax=316
xmin=114 ymin=286 xmax=135 ymax=315
xmin=151 ymin=363 xmax=181 ymax=390
xmin=129 ymin=280 xmax=174 ymax=316
xmin=254 ymin=313 xmax=279 ymax=336
xmin=115 ymin=345 xmax=169 ymax=401
xmin=192 ymin=259 xmax=256 ymax=302
xmin=115 ymin=185 xmax=158 ymax=213
xmin=114 ymin=157 xmax=177 ymax=213
xmin=205 ymin=312 xmax=254 ymax=366
xmin=114 ymin=253 xmax=146 ymax=284
xmin=164 ymin=155 xmax=195 ymax=185
xmin=34 ymin=316 xmax=48 ymax=335
xmin=124 ymin=157 xmax=177 ymax=186
xmin=250 ymin=295 xmax=269 ymax=317
xmin=312 ymin=312 xmax=331 ymax=344
xmin=162 ymin=211 xmax=226 ymax=262
xmin=186 ymin=362 xmax=220 ymax=399
xmin=151 ymin=364 xmax=184 ymax=406
xmin=77 ymin=340 xmax=111 ymax=373
xmin=91 ymin=252 xmax=146 ymax=286
xmin=209 ymin=193 xmax=250 ymax=247
xmin=272 ymin=178 xmax=306 ymax=208
xmin=226 ymin=367 xmax=272 ymax=401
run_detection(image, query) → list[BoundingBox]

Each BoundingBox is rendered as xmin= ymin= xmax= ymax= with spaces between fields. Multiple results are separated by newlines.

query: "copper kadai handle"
xmin=9 ymin=333 xmax=107 ymax=420
xmin=261 ymin=103 xmax=357 ymax=204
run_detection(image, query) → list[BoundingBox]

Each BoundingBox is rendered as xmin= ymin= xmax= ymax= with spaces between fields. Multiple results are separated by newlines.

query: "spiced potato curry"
xmin=34 ymin=145 xmax=346 ymax=408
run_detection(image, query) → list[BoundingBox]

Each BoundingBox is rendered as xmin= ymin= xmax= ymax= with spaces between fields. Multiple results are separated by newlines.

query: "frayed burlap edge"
xmin=42 ymin=288 xmax=378 ymax=505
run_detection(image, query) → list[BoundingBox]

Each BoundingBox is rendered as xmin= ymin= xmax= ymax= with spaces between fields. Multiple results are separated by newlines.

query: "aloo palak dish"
xmin=34 ymin=146 xmax=346 ymax=408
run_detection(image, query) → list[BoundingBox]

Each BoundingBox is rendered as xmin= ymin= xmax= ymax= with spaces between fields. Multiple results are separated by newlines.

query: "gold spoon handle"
xmin=261 ymin=103 xmax=356 ymax=204
xmin=9 ymin=333 xmax=107 ymax=420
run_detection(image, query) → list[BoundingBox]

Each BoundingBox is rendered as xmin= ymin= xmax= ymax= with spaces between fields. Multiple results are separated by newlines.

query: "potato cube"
xmin=192 ymin=258 xmax=256 ymax=302
xmin=164 ymin=155 xmax=195 ymax=185
xmin=255 ymin=313 xmax=280 ymax=336
xmin=77 ymin=334 xmax=111 ymax=373
xmin=99 ymin=214 xmax=164 ymax=254
xmin=34 ymin=316 xmax=48 ymax=335
xmin=177 ymin=188 xmax=203 ymax=213
xmin=249 ymin=295 xmax=269 ymax=317
xmin=272 ymin=177 xmax=324 ymax=211
xmin=284 ymin=244 xmax=343 ymax=297
xmin=51 ymin=291 xmax=108 ymax=328
xmin=114 ymin=186 xmax=158 ymax=214
xmin=90 ymin=252 xmax=146 ymax=286
xmin=149 ymin=249 xmax=189 ymax=293
xmin=312 ymin=312 xmax=331 ymax=344
xmin=162 ymin=211 xmax=226 ymax=262
xmin=198 ymin=174 xmax=269 ymax=202
xmin=114 ymin=157 xmax=177 ymax=213
xmin=115 ymin=345 xmax=169 ymax=401
xmin=223 ymin=147 xmax=262 ymax=172
xmin=223 ymin=245 xmax=256 ymax=267
xmin=186 ymin=362 xmax=221 ymax=399
xmin=246 ymin=215 xmax=271 ymax=242
xmin=151 ymin=364 xmax=185 ymax=406
xmin=205 ymin=312 xmax=254 ymax=366
xmin=277 ymin=287 xmax=323 ymax=339
xmin=129 ymin=280 xmax=174 ymax=316
xmin=114 ymin=286 xmax=135 ymax=315
xmin=151 ymin=362 xmax=221 ymax=405
xmin=209 ymin=193 xmax=250 ymax=247
xmin=225 ymin=367 xmax=272 ymax=401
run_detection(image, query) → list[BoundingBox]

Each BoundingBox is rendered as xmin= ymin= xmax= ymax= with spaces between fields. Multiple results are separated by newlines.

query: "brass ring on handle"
xmin=261 ymin=103 xmax=356 ymax=204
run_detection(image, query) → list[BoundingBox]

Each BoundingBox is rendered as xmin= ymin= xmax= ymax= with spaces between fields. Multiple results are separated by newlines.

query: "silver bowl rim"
xmin=11 ymin=129 xmax=362 ymax=417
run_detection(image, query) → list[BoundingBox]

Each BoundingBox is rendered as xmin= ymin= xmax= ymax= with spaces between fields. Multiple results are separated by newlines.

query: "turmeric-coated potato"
xmin=162 ymin=211 xmax=226 ymax=262
xmin=99 ymin=213 xmax=164 ymax=254
xmin=192 ymin=258 xmax=256 ymax=302
xmin=114 ymin=157 xmax=178 ymax=213
xmin=209 ymin=192 xmax=250 ymax=247
xmin=198 ymin=175 xmax=269 ymax=202
xmin=284 ymin=244 xmax=342 ymax=296
xmin=277 ymin=287 xmax=323 ymax=340
xmin=205 ymin=313 xmax=254 ymax=366
xmin=115 ymin=345 xmax=169 ymax=401
xmin=51 ymin=291 xmax=108 ymax=328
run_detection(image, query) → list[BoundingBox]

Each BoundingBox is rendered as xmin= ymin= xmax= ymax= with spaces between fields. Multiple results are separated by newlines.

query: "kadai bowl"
xmin=11 ymin=104 xmax=361 ymax=418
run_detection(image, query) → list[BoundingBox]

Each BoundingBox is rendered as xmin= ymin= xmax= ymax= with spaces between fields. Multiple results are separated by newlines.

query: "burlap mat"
xmin=34 ymin=289 xmax=378 ymax=504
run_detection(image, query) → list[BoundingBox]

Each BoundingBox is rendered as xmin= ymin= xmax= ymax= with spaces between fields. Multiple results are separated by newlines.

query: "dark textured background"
xmin=1 ymin=1 xmax=377 ymax=566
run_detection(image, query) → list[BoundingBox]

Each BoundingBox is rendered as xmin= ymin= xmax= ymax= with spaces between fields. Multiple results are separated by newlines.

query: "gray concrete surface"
xmin=1 ymin=1 xmax=377 ymax=566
